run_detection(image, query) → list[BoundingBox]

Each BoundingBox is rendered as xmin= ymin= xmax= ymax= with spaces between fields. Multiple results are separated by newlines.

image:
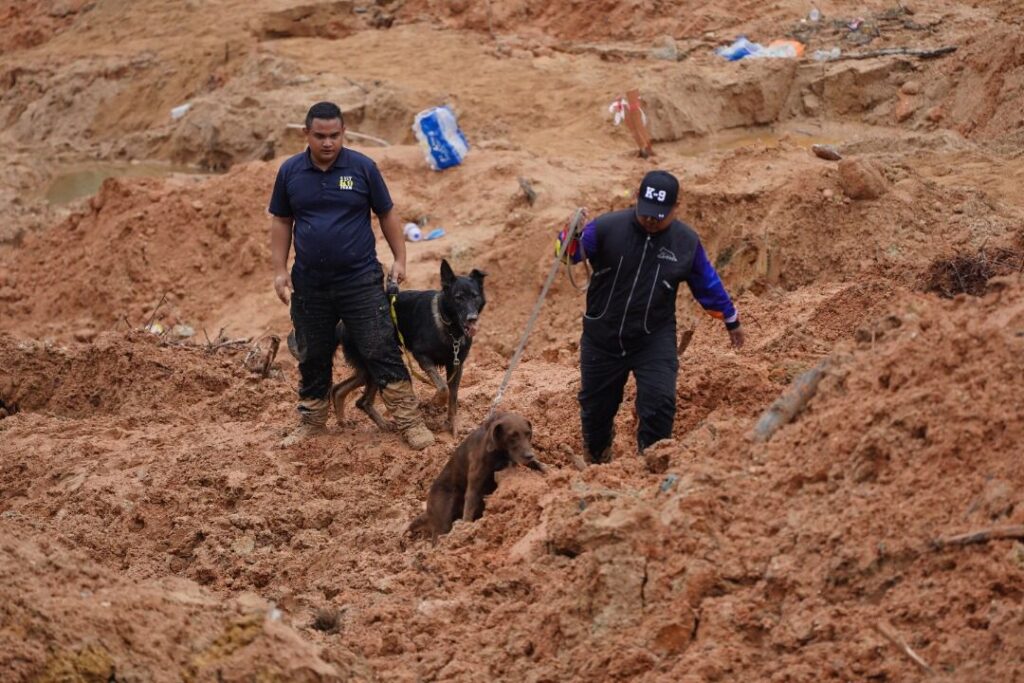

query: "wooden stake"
xmin=624 ymin=89 xmax=653 ymax=158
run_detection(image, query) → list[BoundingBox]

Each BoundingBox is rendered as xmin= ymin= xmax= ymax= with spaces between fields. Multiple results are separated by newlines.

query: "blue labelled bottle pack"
xmin=412 ymin=106 xmax=470 ymax=171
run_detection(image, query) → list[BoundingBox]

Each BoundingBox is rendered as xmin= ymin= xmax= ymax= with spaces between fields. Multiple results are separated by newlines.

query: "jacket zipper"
xmin=618 ymin=235 xmax=650 ymax=356
xmin=642 ymin=264 xmax=661 ymax=334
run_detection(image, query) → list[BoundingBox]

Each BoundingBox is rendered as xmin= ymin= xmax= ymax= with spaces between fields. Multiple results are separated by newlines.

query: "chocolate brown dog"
xmin=409 ymin=412 xmax=544 ymax=543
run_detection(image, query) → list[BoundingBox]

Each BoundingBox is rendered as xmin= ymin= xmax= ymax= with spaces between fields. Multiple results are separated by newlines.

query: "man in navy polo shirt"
xmin=269 ymin=101 xmax=434 ymax=450
xmin=557 ymin=170 xmax=745 ymax=463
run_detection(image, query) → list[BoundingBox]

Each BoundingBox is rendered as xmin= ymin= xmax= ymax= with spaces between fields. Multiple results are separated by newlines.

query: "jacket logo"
xmin=338 ymin=176 xmax=354 ymax=190
xmin=656 ymin=247 xmax=677 ymax=262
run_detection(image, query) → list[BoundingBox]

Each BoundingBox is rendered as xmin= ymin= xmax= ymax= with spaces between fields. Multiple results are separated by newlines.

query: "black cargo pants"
xmin=290 ymin=267 xmax=409 ymax=401
xmin=578 ymin=328 xmax=678 ymax=456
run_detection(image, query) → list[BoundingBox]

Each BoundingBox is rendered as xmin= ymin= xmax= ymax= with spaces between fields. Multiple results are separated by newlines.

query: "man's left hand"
xmin=728 ymin=326 xmax=745 ymax=349
xmin=389 ymin=261 xmax=406 ymax=285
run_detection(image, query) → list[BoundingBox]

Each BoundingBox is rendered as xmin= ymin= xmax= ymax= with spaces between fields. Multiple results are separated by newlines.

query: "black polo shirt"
xmin=268 ymin=147 xmax=394 ymax=289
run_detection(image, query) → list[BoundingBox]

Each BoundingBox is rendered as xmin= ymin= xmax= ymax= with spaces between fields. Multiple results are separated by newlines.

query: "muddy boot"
xmin=586 ymin=445 xmax=613 ymax=465
xmin=585 ymin=428 xmax=614 ymax=465
xmin=380 ymin=380 xmax=435 ymax=451
xmin=279 ymin=398 xmax=329 ymax=448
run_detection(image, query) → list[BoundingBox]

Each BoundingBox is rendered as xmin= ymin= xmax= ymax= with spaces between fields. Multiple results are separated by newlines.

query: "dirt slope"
xmin=2 ymin=0 xmax=1024 ymax=681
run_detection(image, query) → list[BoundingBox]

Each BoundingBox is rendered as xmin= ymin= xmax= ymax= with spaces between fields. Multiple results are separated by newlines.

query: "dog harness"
xmin=385 ymin=283 xmax=462 ymax=387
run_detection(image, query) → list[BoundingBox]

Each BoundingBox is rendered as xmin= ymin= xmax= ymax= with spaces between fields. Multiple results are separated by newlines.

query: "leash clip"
xmin=452 ymin=337 xmax=462 ymax=368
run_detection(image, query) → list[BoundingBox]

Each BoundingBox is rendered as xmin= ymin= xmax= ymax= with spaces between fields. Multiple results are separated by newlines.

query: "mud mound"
xmin=939 ymin=26 xmax=1024 ymax=140
xmin=0 ymin=521 xmax=359 ymax=682
xmin=0 ymin=331 xmax=286 ymax=421
xmin=0 ymin=165 xmax=274 ymax=338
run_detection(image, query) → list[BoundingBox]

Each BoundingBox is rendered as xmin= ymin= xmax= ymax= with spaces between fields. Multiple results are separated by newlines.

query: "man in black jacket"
xmin=559 ymin=170 xmax=744 ymax=463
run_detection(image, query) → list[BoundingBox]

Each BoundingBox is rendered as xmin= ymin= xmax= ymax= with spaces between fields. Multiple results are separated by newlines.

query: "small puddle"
xmin=46 ymin=162 xmax=210 ymax=205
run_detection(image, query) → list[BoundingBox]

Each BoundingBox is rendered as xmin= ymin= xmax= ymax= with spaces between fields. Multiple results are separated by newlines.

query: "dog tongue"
xmin=465 ymin=321 xmax=479 ymax=338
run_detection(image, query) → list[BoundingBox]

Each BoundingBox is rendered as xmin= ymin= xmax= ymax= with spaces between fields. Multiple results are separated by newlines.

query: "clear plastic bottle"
xmin=403 ymin=222 xmax=422 ymax=242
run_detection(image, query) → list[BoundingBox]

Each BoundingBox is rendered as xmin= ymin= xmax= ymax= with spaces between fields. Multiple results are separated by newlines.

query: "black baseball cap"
xmin=636 ymin=170 xmax=679 ymax=220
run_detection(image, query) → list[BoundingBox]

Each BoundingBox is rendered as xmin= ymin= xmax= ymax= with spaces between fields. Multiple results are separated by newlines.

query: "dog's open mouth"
xmin=465 ymin=321 xmax=479 ymax=338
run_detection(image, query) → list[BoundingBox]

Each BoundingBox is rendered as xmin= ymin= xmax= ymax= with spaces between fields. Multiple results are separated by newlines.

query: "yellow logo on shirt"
xmin=338 ymin=176 xmax=354 ymax=190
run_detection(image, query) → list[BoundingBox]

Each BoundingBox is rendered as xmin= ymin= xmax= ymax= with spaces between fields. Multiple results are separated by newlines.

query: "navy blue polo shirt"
xmin=268 ymin=147 xmax=393 ymax=288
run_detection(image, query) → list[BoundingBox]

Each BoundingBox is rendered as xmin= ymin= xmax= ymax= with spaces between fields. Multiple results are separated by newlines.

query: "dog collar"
xmin=432 ymin=293 xmax=466 ymax=368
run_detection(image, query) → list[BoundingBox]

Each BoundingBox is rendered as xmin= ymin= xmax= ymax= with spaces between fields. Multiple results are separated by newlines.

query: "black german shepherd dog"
xmin=330 ymin=259 xmax=486 ymax=435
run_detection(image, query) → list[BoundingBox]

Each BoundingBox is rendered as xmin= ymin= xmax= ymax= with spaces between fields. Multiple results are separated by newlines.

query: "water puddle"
xmin=46 ymin=162 xmax=210 ymax=205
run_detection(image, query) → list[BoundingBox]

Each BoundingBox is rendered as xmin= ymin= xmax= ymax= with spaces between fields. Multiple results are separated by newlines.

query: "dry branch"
xmin=932 ymin=525 xmax=1024 ymax=549
xmin=875 ymin=621 xmax=935 ymax=676
xmin=750 ymin=359 xmax=829 ymax=443
xmin=837 ymin=45 xmax=956 ymax=60
xmin=261 ymin=335 xmax=281 ymax=378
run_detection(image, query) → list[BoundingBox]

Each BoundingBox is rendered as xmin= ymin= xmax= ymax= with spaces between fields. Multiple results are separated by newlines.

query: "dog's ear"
xmin=485 ymin=418 xmax=505 ymax=453
xmin=470 ymin=268 xmax=487 ymax=285
xmin=440 ymin=259 xmax=455 ymax=289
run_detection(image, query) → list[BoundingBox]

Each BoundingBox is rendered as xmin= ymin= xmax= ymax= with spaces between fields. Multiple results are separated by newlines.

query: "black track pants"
xmin=578 ymin=329 xmax=678 ymax=455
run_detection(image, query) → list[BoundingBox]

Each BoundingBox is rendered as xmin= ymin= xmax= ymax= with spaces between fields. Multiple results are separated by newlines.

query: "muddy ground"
xmin=1 ymin=1 xmax=1023 ymax=681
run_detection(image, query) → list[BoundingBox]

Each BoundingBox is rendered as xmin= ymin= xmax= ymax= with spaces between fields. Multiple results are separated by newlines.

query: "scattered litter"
xmin=812 ymin=47 xmax=842 ymax=61
xmin=423 ymin=228 xmax=446 ymax=241
xmin=170 ymin=103 xmax=191 ymax=120
xmin=848 ymin=17 xmax=864 ymax=31
xmin=659 ymin=473 xmax=680 ymax=494
xmin=812 ymin=143 xmax=842 ymax=161
xmin=412 ymin=106 xmax=469 ymax=171
xmin=808 ymin=7 xmax=821 ymax=22
xmin=715 ymin=36 xmax=759 ymax=61
xmin=608 ymin=98 xmax=646 ymax=127
xmin=171 ymin=324 xmax=195 ymax=338
xmin=403 ymin=222 xmax=422 ymax=242
xmin=145 ymin=321 xmax=165 ymax=335
xmin=715 ymin=36 xmax=805 ymax=60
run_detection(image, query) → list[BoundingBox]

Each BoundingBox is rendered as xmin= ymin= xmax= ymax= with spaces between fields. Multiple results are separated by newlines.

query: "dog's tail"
xmin=287 ymin=322 xmax=358 ymax=366
xmin=335 ymin=321 xmax=371 ymax=374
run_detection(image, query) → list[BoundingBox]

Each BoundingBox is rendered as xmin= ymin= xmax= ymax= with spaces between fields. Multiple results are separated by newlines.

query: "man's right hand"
xmin=274 ymin=272 xmax=293 ymax=305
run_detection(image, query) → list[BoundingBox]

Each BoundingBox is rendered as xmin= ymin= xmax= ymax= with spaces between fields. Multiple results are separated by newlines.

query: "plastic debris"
xmin=145 ymin=321 xmax=165 ymax=335
xmin=812 ymin=47 xmax=842 ymax=61
xmin=659 ymin=473 xmax=680 ymax=494
xmin=171 ymin=324 xmax=195 ymax=338
xmin=608 ymin=97 xmax=648 ymax=127
xmin=809 ymin=7 xmax=821 ymax=22
xmin=170 ymin=103 xmax=191 ymax=120
xmin=412 ymin=106 xmax=469 ymax=171
xmin=715 ymin=36 xmax=759 ymax=61
xmin=403 ymin=222 xmax=422 ymax=242
xmin=423 ymin=228 xmax=446 ymax=241
xmin=715 ymin=36 xmax=805 ymax=60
